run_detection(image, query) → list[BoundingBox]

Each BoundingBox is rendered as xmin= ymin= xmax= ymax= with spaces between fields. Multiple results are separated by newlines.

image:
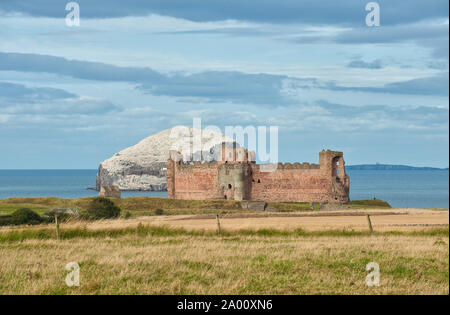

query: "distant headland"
xmin=346 ymin=164 xmax=449 ymax=171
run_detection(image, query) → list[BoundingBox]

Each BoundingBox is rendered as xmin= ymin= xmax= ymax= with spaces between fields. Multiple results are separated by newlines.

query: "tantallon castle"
xmin=167 ymin=143 xmax=350 ymax=204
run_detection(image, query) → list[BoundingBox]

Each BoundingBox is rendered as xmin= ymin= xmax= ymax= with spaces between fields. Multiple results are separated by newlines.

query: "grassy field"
xmin=0 ymin=223 xmax=448 ymax=295
xmin=0 ymin=197 xmax=244 ymax=216
xmin=1 ymin=197 xmax=447 ymax=295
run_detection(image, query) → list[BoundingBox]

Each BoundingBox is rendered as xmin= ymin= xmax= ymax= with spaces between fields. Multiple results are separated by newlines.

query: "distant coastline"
xmin=346 ymin=164 xmax=449 ymax=171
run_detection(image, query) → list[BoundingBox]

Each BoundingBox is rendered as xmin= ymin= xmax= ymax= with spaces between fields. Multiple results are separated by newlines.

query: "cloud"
xmin=138 ymin=71 xmax=290 ymax=104
xmin=315 ymin=100 xmax=449 ymax=126
xmin=260 ymin=100 xmax=449 ymax=134
xmin=322 ymin=73 xmax=449 ymax=96
xmin=154 ymin=100 xmax=449 ymax=135
xmin=337 ymin=21 xmax=449 ymax=61
xmin=0 ymin=0 xmax=447 ymax=26
xmin=153 ymin=27 xmax=267 ymax=37
xmin=379 ymin=73 xmax=449 ymax=96
xmin=0 ymin=90 xmax=447 ymax=168
xmin=347 ymin=59 xmax=383 ymax=69
xmin=0 ymin=52 xmax=165 ymax=82
xmin=427 ymin=60 xmax=449 ymax=70
xmin=2 ymin=52 xmax=447 ymax=108
xmin=417 ymin=37 xmax=449 ymax=60
xmin=0 ymin=81 xmax=76 ymax=102
xmin=0 ymin=52 xmax=299 ymax=106
xmin=290 ymin=19 xmax=449 ymax=61
xmin=335 ymin=21 xmax=448 ymax=44
xmin=0 ymin=81 xmax=121 ymax=115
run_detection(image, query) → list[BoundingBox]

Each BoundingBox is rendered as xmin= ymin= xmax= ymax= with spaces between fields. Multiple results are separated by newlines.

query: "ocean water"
xmin=0 ymin=170 xmax=167 ymax=200
xmin=0 ymin=169 xmax=448 ymax=209
xmin=347 ymin=169 xmax=449 ymax=208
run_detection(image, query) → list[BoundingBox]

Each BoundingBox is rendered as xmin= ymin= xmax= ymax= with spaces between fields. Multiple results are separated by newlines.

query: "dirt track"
xmin=154 ymin=208 xmax=449 ymax=232
xmin=4 ymin=208 xmax=445 ymax=234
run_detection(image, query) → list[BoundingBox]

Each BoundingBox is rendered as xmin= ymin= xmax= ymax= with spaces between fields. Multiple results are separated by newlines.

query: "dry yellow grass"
xmin=0 ymin=233 xmax=448 ymax=295
xmin=2 ymin=208 xmax=440 ymax=234
xmin=0 ymin=208 xmax=448 ymax=295
xmin=161 ymin=208 xmax=449 ymax=232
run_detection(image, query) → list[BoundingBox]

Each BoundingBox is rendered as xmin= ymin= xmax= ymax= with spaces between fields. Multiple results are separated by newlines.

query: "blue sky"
xmin=0 ymin=0 xmax=448 ymax=168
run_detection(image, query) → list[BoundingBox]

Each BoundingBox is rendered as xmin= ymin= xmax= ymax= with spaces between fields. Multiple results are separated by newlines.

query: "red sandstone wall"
xmin=249 ymin=168 xmax=336 ymax=203
xmin=172 ymin=164 xmax=218 ymax=200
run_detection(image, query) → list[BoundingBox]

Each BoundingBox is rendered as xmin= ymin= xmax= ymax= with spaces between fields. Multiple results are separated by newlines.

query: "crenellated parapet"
xmin=270 ymin=162 xmax=321 ymax=170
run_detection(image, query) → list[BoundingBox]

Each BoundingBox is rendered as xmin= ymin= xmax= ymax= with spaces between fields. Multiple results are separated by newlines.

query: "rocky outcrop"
xmin=99 ymin=185 xmax=121 ymax=198
xmin=96 ymin=126 xmax=235 ymax=191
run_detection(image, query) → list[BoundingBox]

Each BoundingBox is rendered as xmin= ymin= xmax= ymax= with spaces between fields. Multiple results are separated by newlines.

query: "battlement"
xmin=273 ymin=162 xmax=320 ymax=170
xmin=219 ymin=142 xmax=256 ymax=164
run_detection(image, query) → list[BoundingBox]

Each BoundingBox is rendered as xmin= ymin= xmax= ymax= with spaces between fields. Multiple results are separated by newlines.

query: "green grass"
xmin=0 ymin=224 xmax=447 ymax=243
xmin=0 ymin=197 xmax=394 ymax=219
xmin=0 ymin=223 xmax=448 ymax=294
xmin=266 ymin=201 xmax=313 ymax=212
xmin=0 ymin=204 xmax=48 ymax=216
xmin=0 ymin=197 xmax=244 ymax=217
xmin=348 ymin=199 xmax=392 ymax=208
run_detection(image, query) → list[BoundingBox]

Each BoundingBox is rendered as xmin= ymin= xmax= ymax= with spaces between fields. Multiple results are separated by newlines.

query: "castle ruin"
xmin=167 ymin=143 xmax=349 ymax=203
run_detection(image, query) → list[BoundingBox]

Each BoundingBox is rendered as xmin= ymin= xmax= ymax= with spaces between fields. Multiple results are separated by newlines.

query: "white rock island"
xmin=96 ymin=126 xmax=235 ymax=191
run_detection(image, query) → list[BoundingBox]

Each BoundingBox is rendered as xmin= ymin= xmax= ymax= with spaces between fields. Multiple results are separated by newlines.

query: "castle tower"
xmin=167 ymin=150 xmax=183 ymax=198
xmin=216 ymin=142 xmax=251 ymax=200
xmin=319 ymin=149 xmax=350 ymax=202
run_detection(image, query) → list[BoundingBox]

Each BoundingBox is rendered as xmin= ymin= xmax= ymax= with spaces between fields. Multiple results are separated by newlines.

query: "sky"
xmin=0 ymin=0 xmax=448 ymax=169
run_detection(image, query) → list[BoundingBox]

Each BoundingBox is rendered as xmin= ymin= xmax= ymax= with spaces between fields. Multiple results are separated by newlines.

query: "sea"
xmin=0 ymin=169 xmax=448 ymax=209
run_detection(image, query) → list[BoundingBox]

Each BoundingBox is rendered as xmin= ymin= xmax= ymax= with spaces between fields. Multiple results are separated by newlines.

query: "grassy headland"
xmin=0 ymin=197 xmax=391 ymax=218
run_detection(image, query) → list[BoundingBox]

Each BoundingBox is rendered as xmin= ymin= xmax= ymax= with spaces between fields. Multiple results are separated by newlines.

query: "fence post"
xmin=216 ymin=214 xmax=222 ymax=238
xmin=366 ymin=214 xmax=373 ymax=234
xmin=55 ymin=214 xmax=60 ymax=240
